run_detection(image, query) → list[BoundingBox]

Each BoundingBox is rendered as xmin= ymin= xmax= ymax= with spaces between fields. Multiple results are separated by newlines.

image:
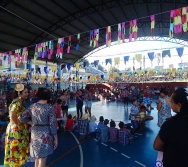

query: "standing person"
xmin=129 ymin=99 xmax=140 ymax=134
xmin=155 ymin=88 xmax=171 ymax=166
xmin=143 ymin=86 xmax=152 ymax=111
xmin=4 ymin=84 xmax=30 ymax=167
xmin=154 ymin=88 xmax=188 ymax=167
xmin=76 ymin=90 xmax=84 ymax=119
xmin=123 ymin=88 xmax=129 ymax=109
xmin=19 ymin=88 xmax=58 ymax=167
xmin=60 ymin=91 xmax=69 ymax=118
xmin=84 ymin=88 xmax=92 ymax=117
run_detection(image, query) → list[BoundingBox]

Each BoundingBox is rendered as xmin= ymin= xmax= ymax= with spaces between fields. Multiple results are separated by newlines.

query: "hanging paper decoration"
xmin=83 ymin=61 xmax=89 ymax=67
xmin=105 ymin=58 xmax=112 ymax=65
xmin=22 ymin=47 xmax=28 ymax=63
xmin=93 ymin=29 xmax=99 ymax=48
xmin=132 ymin=19 xmax=138 ymax=40
xmin=129 ymin=21 xmax=133 ymax=42
xmin=176 ymin=47 xmax=184 ymax=58
xmin=135 ymin=54 xmax=142 ymax=62
xmin=143 ymin=55 xmax=145 ymax=69
xmin=162 ymin=50 xmax=171 ymax=58
xmin=8 ymin=55 xmax=11 ymax=64
xmin=169 ymin=10 xmax=175 ymax=37
xmin=117 ymin=23 xmax=121 ymax=44
xmin=148 ymin=52 xmax=155 ymax=67
xmin=90 ymin=30 xmax=94 ymax=47
xmin=67 ymin=64 xmax=71 ymax=71
xmin=75 ymin=63 xmax=80 ymax=69
xmin=76 ymin=34 xmax=80 ymax=51
xmin=174 ymin=8 xmax=182 ymax=34
xmin=106 ymin=26 xmax=111 ymax=47
xmin=133 ymin=57 xmax=135 ymax=71
xmin=121 ymin=22 xmax=125 ymax=43
xmin=182 ymin=7 xmax=188 ymax=32
xmin=56 ymin=38 xmax=64 ymax=59
xmin=124 ymin=56 xmax=129 ymax=64
xmin=94 ymin=60 xmax=99 ymax=67
xmin=150 ymin=15 xmax=155 ymax=36
xmin=114 ymin=57 xmax=120 ymax=66
xmin=67 ymin=36 xmax=71 ymax=53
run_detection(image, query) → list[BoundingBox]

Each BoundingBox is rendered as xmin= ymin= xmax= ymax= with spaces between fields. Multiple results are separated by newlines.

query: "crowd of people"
xmin=0 ymin=83 xmax=188 ymax=167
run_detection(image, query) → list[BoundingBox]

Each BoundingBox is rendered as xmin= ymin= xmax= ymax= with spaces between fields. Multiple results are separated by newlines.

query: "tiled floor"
xmin=0 ymin=99 xmax=160 ymax=167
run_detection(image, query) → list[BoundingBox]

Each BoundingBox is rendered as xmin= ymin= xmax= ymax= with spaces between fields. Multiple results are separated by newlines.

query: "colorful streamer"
xmin=106 ymin=26 xmax=111 ymax=47
xmin=90 ymin=30 xmax=94 ymax=47
xmin=93 ymin=29 xmax=99 ymax=48
xmin=150 ymin=15 xmax=155 ymax=36
xmin=122 ymin=22 xmax=125 ymax=43
xmin=67 ymin=36 xmax=71 ymax=53
xmin=76 ymin=34 xmax=80 ymax=51
xmin=182 ymin=7 xmax=188 ymax=32
xmin=117 ymin=23 xmax=121 ymax=44
xmin=132 ymin=19 xmax=138 ymax=40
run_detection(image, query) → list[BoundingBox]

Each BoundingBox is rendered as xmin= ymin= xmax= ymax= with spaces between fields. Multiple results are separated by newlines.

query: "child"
xmin=98 ymin=119 xmax=109 ymax=143
xmin=96 ymin=116 xmax=104 ymax=139
xmin=130 ymin=99 xmax=140 ymax=134
xmin=109 ymin=120 xmax=118 ymax=143
xmin=118 ymin=121 xmax=132 ymax=146
xmin=89 ymin=115 xmax=97 ymax=137
xmin=66 ymin=114 xmax=76 ymax=131
xmin=139 ymin=101 xmax=154 ymax=121
xmin=77 ymin=114 xmax=90 ymax=136
xmin=54 ymin=99 xmax=64 ymax=130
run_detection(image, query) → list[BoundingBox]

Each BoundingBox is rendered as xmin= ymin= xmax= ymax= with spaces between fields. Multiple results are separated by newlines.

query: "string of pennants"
xmin=89 ymin=47 xmax=184 ymax=70
xmin=0 ymin=6 xmax=188 ymax=68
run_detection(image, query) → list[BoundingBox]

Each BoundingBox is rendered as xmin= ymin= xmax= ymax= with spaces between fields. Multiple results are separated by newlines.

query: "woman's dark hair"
xmin=104 ymin=119 xmax=109 ymax=125
xmin=15 ymin=85 xmax=27 ymax=98
xmin=37 ymin=87 xmax=51 ymax=100
xmin=160 ymin=87 xmax=168 ymax=95
xmin=119 ymin=121 xmax=125 ymax=129
xmin=110 ymin=120 xmax=116 ymax=127
xmin=57 ymin=99 xmax=62 ymax=104
xmin=99 ymin=116 xmax=104 ymax=122
xmin=173 ymin=87 xmax=188 ymax=117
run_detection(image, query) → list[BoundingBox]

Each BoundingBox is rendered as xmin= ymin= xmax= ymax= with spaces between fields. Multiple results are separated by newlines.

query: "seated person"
xmin=139 ymin=101 xmax=154 ymax=121
xmin=89 ymin=115 xmax=97 ymax=137
xmin=66 ymin=114 xmax=76 ymax=131
xmin=77 ymin=114 xmax=90 ymax=136
xmin=118 ymin=122 xmax=133 ymax=146
xmin=109 ymin=120 xmax=118 ymax=143
xmin=98 ymin=119 xmax=109 ymax=143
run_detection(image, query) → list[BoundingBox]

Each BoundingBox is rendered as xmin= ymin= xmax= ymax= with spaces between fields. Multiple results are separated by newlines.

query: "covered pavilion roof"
xmin=0 ymin=0 xmax=188 ymax=65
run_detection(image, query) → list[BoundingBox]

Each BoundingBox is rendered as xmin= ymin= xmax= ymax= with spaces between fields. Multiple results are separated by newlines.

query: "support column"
xmin=57 ymin=64 xmax=62 ymax=90
xmin=29 ymin=59 xmax=32 ymax=79
xmin=7 ymin=61 xmax=12 ymax=90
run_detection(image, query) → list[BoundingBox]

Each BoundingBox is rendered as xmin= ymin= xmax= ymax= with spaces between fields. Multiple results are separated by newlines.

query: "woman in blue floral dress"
xmin=157 ymin=88 xmax=172 ymax=127
xmin=19 ymin=88 xmax=58 ymax=167
xmin=156 ymin=88 xmax=171 ymax=166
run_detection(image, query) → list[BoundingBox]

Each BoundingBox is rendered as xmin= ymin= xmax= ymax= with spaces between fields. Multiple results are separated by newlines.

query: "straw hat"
xmin=15 ymin=84 xmax=24 ymax=92
xmin=81 ymin=113 xmax=89 ymax=120
xmin=90 ymin=115 xmax=96 ymax=122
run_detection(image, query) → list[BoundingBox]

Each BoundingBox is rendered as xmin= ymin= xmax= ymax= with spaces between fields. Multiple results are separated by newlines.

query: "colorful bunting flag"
xmin=67 ymin=36 xmax=71 ymax=53
xmin=93 ymin=29 xmax=99 ymax=48
xmin=150 ymin=15 xmax=155 ymax=36
xmin=132 ymin=19 xmax=138 ymax=40
xmin=182 ymin=7 xmax=188 ymax=32
xmin=76 ymin=34 xmax=80 ymax=51
xmin=121 ymin=22 xmax=125 ymax=43
xmin=106 ymin=26 xmax=111 ymax=47
xmin=90 ymin=30 xmax=94 ymax=47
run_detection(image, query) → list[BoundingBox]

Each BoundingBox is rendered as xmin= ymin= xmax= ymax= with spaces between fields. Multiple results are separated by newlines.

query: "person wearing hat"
xmin=4 ymin=84 xmax=30 ymax=167
xmin=77 ymin=113 xmax=90 ymax=136
xmin=89 ymin=115 xmax=97 ymax=137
